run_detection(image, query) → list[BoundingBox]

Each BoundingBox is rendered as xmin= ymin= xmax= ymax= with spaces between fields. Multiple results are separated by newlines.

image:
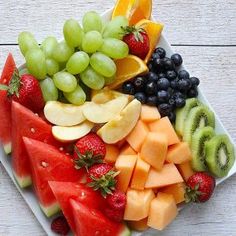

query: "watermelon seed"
xmin=59 ymin=147 xmax=64 ymax=151
xmin=30 ymin=128 xmax=35 ymax=133
xmin=41 ymin=161 xmax=49 ymax=168
xmin=35 ymin=113 xmax=39 ymax=116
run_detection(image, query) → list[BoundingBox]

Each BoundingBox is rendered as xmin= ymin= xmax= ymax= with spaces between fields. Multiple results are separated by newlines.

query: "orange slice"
xmin=136 ymin=19 xmax=164 ymax=64
xmin=112 ymin=0 xmax=135 ymax=19
xmin=108 ymin=55 xmax=148 ymax=89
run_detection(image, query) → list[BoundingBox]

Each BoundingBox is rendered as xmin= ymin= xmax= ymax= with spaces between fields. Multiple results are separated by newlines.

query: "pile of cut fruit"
xmin=0 ymin=0 xmax=235 ymax=235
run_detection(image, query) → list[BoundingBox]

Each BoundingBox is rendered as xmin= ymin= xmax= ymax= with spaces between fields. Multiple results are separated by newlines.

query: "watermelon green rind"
xmin=119 ymin=224 xmax=131 ymax=236
xmin=13 ymin=171 xmax=32 ymax=188
xmin=3 ymin=143 xmax=12 ymax=155
xmin=39 ymin=202 xmax=60 ymax=218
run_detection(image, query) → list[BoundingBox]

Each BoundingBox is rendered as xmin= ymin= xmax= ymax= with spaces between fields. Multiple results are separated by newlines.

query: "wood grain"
xmin=0 ymin=0 xmax=235 ymax=45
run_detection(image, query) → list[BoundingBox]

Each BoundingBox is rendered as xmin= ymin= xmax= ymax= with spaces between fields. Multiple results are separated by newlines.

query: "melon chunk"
xmin=124 ymin=189 xmax=155 ymax=221
xmin=130 ymin=157 xmax=150 ymax=190
xmin=126 ymin=120 xmax=149 ymax=152
xmin=145 ymin=164 xmax=184 ymax=188
xmin=120 ymin=144 xmax=136 ymax=155
xmin=140 ymin=105 xmax=161 ymax=123
xmin=177 ymin=161 xmax=195 ymax=182
xmin=115 ymin=155 xmax=137 ymax=192
xmin=166 ymin=142 xmax=192 ymax=164
xmin=149 ymin=117 xmax=180 ymax=146
xmin=161 ymin=183 xmax=186 ymax=204
xmin=104 ymin=144 xmax=120 ymax=163
xmin=127 ymin=218 xmax=149 ymax=231
xmin=140 ymin=132 xmax=168 ymax=170
xmin=147 ymin=192 xmax=178 ymax=230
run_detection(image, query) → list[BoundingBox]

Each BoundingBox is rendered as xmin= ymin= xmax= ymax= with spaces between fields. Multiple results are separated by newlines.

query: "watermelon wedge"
xmin=0 ymin=53 xmax=16 ymax=154
xmin=70 ymin=199 xmax=131 ymax=236
xmin=23 ymin=137 xmax=85 ymax=217
xmin=11 ymin=101 xmax=64 ymax=188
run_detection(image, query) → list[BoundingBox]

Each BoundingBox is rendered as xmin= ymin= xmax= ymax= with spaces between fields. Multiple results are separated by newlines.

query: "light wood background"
xmin=0 ymin=0 xmax=236 ymax=235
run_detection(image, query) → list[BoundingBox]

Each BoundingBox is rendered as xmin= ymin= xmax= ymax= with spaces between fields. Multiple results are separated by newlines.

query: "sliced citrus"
xmin=108 ymin=55 xmax=148 ymax=89
xmin=136 ymin=19 xmax=164 ymax=64
xmin=112 ymin=0 xmax=135 ymax=19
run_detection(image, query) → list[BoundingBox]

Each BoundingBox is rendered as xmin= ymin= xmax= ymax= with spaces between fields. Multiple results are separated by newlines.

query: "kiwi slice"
xmin=191 ymin=126 xmax=215 ymax=171
xmin=183 ymin=105 xmax=215 ymax=145
xmin=205 ymin=135 xmax=235 ymax=177
xmin=175 ymin=98 xmax=200 ymax=136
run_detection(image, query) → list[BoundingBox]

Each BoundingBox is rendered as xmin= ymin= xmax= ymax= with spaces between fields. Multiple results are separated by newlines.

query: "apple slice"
xmin=82 ymin=96 xmax=129 ymax=123
xmin=97 ymin=99 xmax=141 ymax=144
xmin=52 ymin=121 xmax=93 ymax=142
xmin=44 ymin=101 xmax=88 ymax=126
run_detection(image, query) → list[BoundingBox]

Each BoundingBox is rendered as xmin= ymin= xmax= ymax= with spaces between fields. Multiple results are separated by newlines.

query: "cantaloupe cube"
xmin=120 ymin=144 xmax=137 ymax=155
xmin=147 ymin=192 xmax=178 ymax=230
xmin=166 ymin=142 xmax=192 ymax=164
xmin=140 ymin=132 xmax=168 ymax=170
xmin=130 ymin=157 xmax=150 ymax=190
xmin=140 ymin=105 xmax=161 ymax=123
xmin=161 ymin=183 xmax=186 ymax=204
xmin=145 ymin=163 xmax=184 ymax=188
xmin=115 ymin=155 xmax=137 ymax=192
xmin=126 ymin=120 xmax=149 ymax=152
xmin=104 ymin=144 xmax=120 ymax=163
xmin=149 ymin=117 xmax=180 ymax=146
xmin=177 ymin=161 xmax=195 ymax=182
xmin=124 ymin=189 xmax=155 ymax=221
xmin=127 ymin=218 xmax=149 ymax=231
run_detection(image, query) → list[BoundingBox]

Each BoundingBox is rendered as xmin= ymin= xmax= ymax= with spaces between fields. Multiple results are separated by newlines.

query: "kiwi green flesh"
xmin=175 ymin=98 xmax=200 ymax=136
xmin=191 ymin=126 xmax=215 ymax=171
xmin=183 ymin=105 xmax=215 ymax=145
xmin=205 ymin=135 xmax=235 ymax=177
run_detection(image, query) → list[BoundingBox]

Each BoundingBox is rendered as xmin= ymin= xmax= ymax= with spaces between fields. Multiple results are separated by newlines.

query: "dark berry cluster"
xmin=122 ymin=47 xmax=200 ymax=123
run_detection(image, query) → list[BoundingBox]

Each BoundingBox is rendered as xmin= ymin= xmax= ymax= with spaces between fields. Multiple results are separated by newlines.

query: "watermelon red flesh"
xmin=49 ymin=181 xmax=106 ymax=233
xmin=23 ymin=137 xmax=85 ymax=217
xmin=0 ymin=53 xmax=16 ymax=153
xmin=70 ymin=199 xmax=128 ymax=236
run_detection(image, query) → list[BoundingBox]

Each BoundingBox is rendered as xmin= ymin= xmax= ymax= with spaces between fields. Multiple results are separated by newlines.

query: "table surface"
xmin=0 ymin=0 xmax=236 ymax=235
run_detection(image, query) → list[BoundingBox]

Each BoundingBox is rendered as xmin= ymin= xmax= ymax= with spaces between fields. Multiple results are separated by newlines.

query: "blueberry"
xmin=157 ymin=78 xmax=170 ymax=90
xmin=152 ymin=58 xmax=164 ymax=72
xmin=168 ymin=112 xmax=176 ymax=123
xmin=170 ymin=79 xmax=178 ymax=89
xmin=175 ymin=97 xmax=186 ymax=108
xmin=163 ymin=57 xmax=175 ymax=71
xmin=152 ymin=52 xmax=160 ymax=60
xmin=157 ymin=90 xmax=170 ymax=103
xmin=148 ymin=62 xmax=153 ymax=71
xmin=154 ymin=47 xmax=166 ymax=59
xmin=147 ymin=72 xmax=158 ymax=82
xmin=133 ymin=77 xmax=146 ymax=91
xmin=178 ymin=70 xmax=190 ymax=80
xmin=173 ymin=91 xmax=186 ymax=99
xmin=158 ymin=103 xmax=172 ymax=117
xmin=168 ymin=97 xmax=176 ymax=108
xmin=145 ymin=81 xmax=157 ymax=95
xmin=190 ymin=77 xmax=200 ymax=87
xmin=158 ymin=73 xmax=166 ymax=79
xmin=122 ymin=82 xmax=135 ymax=95
xmin=146 ymin=96 xmax=158 ymax=106
xmin=134 ymin=92 xmax=146 ymax=104
xmin=166 ymin=70 xmax=177 ymax=80
xmin=171 ymin=53 xmax=183 ymax=67
xmin=177 ymin=79 xmax=190 ymax=92
xmin=187 ymin=88 xmax=198 ymax=98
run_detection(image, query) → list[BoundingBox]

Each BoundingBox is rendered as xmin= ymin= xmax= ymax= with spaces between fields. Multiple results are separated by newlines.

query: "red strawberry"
xmin=51 ymin=216 xmax=70 ymax=235
xmin=185 ymin=172 xmax=216 ymax=203
xmin=87 ymin=163 xmax=119 ymax=198
xmin=122 ymin=26 xmax=150 ymax=59
xmin=74 ymin=133 xmax=106 ymax=170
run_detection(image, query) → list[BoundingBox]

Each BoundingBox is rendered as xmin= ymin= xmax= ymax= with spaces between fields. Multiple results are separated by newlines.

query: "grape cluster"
xmin=18 ymin=13 xmax=129 ymax=105
xmin=122 ymin=47 xmax=200 ymax=122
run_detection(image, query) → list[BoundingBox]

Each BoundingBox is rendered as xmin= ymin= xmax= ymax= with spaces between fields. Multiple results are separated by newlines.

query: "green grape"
xmin=18 ymin=31 xmax=39 ymax=56
xmin=52 ymin=41 xmax=74 ymax=63
xmin=53 ymin=71 xmax=77 ymax=92
xmin=82 ymin=31 xmax=103 ymax=54
xmin=82 ymin=11 xmax=103 ymax=33
xmin=99 ymin=38 xmax=129 ymax=59
xmin=104 ymin=74 xmax=116 ymax=85
xmin=63 ymin=19 xmax=83 ymax=48
xmin=66 ymin=51 xmax=89 ymax=75
xmin=80 ymin=66 xmax=105 ymax=90
xmin=18 ymin=67 xmax=29 ymax=76
xmin=40 ymin=77 xmax=58 ymax=101
xmin=46 ymin=58 xmax=60 ymax=76
xmin=25 ymin=49 xmax=47 ymax=80
xmin=90 ymin=52 xmax=116 ymax=77
xmin=63 ymin=85 xmax=86 ymax=105
xmin=103 ymin=16 xmax=128 ymax=39
xmin=41 ymin=36 xmax=58 ymax=58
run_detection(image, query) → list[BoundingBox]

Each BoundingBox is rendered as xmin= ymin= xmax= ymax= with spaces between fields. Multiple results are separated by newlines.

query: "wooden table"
xmin=0 ymin=0 xmax=236 ymax=235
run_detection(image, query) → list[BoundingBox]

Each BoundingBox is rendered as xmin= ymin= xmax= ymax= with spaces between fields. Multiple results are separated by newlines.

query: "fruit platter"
xmin=0 ymin=0 xmax=235 ymax=235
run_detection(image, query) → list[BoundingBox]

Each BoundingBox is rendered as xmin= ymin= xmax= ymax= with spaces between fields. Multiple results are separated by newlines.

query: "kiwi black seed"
xmin=191 ymin=126 xmax=215 ymax=171
xmin=183 ymin=105 xmax=215 ymax=145
xmin=175 ymin=98 xmax=200 ymax=137
xmin=205 ymin=134 xmax=235 ymax=178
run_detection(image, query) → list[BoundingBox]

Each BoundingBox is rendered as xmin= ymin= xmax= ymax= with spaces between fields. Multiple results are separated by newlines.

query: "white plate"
xmin=1 ymin=8 xmax=236 ymax=236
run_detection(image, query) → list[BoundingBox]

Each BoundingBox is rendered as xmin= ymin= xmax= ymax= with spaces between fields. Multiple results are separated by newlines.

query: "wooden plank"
xmin=0 ymin=45 xmax=236 ymax=235
xmin=0 ymin=0 xmax=235 ymax=45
